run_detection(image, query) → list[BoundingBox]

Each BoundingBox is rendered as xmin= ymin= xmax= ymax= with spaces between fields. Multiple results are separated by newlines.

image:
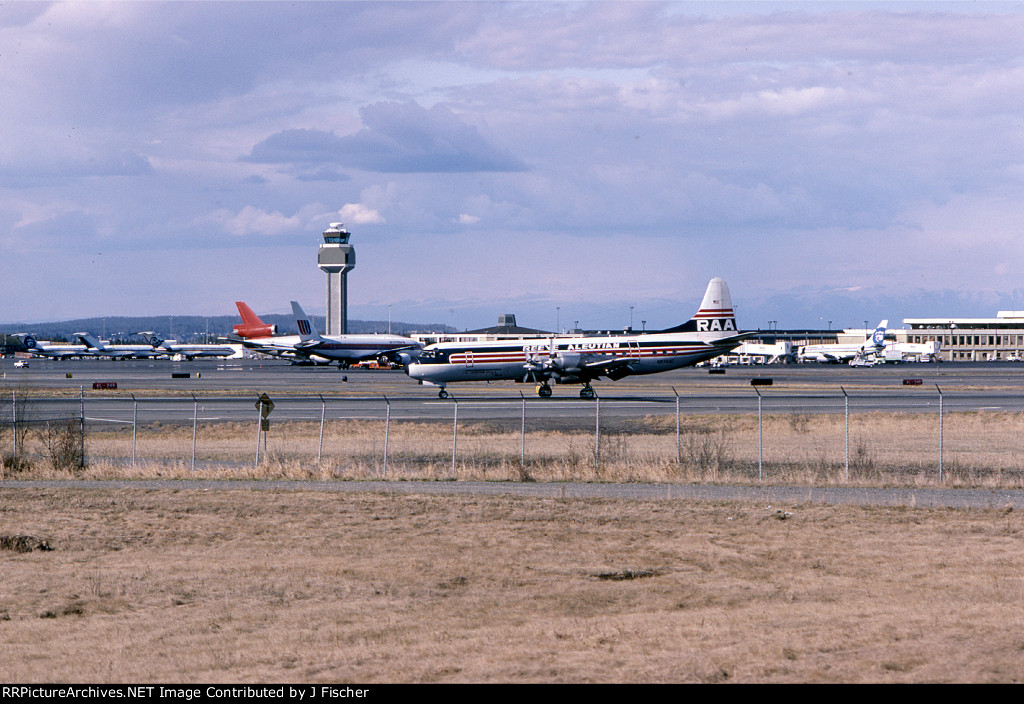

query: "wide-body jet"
xmin=405 ymin=278 xmax=751 ymax=398
xmin=230 ymin=301 xmax=420 ymax=367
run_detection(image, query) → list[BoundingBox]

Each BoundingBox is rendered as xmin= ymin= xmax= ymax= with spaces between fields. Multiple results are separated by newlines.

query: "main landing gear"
xmin=532 ymin=382 xmax=596 ymax=399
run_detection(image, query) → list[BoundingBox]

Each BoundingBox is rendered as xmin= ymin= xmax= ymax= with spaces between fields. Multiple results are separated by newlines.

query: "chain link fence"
xmin=2 ymin=389 xmax=1023 ymax=485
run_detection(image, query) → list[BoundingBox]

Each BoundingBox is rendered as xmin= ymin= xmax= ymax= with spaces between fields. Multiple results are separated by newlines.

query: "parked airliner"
xmin=13 ymin=334 xmax=89 ymax=359
xmin=405 ymin=278 xmax=751 ymax=398
xmin=73 ymin=332 xmax=162 ymax=359
xmin=136 ymin=332 xmax=240 ymax=360
xmin=798 ymin=321 xmax=888 ymax=364
xmin=229 ymin=301 xmax=420 ymax=367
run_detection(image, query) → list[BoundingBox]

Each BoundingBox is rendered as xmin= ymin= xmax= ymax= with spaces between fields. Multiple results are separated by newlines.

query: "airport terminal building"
xmin=898 ymin=312 xmax=1024 ymax=362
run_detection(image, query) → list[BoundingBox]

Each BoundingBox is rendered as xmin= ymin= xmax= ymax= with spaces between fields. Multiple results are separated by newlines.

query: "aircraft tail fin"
xmin=74 ymin=332 xmax=103 ymax=349
xmin=137 ymin=331 xmax=166 ymax=348
xmin=291 ymin=301 xmax=322 ymax=342
xmin=233 ymin=301 xmax=278 ymax=338
xmin=236 ymin=301 xmax=262 ymax=325
xmin=660 ymin=277 xmax=739 ymax=338
xmin=12 ymin=333 xmax=42 ymax=351
xmin=870 ymin=320 xmax=888 ymax=350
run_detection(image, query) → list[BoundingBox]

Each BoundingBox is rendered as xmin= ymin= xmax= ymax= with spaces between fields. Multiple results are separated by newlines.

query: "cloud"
xmin=0 ymin=147 xmax=153 ymax=186
xmin=204 ymin=206 xmax=304 ymax=238
xmin=336 ymin=203 xmax=384 ymax=225
xmin=244 ymin=101 xmax=528 ymax=173
xmin=296 ymin=169 xmax=352 ymax=183
xmin=3 ymin=3 xmax=1024 ymax=329
xmin=243 ymin=129 xmax=344 ymax=165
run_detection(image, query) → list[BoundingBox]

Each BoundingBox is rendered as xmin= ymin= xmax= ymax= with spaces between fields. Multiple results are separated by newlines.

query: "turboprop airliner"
xmin=405 ymin=278 xmax=752 ymax=398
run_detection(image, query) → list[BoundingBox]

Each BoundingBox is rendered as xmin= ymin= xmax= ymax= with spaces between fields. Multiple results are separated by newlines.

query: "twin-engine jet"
xmin=229 ymin=301 xmax=421 ymax=368
xmin=405 ymin=278 xmax=752 ymax=398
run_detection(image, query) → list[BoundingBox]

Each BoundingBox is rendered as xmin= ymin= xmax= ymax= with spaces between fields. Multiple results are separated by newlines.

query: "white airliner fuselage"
xmin=234 ymin=301 xmax=421 ymax=367
xmin=136 ymin=332 xmax=239 ymax=360
xmin=73 ymin=333 xmax=162 ymax=359
xmin=14 ymin=334 xmax=89 ymax=359
xmin=798 ymin=321 xmax=888 ymax=364
xmin=405 ymin=278 xmax=750 ymax=398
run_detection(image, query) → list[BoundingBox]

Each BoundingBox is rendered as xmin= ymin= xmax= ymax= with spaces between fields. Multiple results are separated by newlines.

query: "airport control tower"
xmin=318 ymin=223 xmax=355 ymax=335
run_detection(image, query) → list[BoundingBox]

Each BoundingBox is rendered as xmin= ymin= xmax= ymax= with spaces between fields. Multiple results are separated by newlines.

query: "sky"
xmin=2 ymin=1 xmax=1024 ymax=333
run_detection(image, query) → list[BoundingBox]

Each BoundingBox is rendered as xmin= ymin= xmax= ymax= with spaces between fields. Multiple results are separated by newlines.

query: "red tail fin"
xmin=233 ymin=302 xmax=277 ymax=338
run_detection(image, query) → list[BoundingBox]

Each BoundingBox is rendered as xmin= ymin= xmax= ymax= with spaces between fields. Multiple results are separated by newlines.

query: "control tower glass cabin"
xmin=318 ymin=223 xmax=356 ymax=335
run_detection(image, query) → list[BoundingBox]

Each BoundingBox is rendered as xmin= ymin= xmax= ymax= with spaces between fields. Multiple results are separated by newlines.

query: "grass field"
xmin=5 ymin=409 xmax=1024 ymax=488
xmin=2 ymin=487 xmax=1023 ymax=683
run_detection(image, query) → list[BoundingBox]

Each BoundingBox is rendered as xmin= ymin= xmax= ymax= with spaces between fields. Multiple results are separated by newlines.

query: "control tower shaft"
xmin=318 ymin=223 xmax=355 ymax=335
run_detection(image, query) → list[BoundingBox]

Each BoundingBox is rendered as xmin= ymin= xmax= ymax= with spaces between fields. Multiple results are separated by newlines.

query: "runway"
xmin=6 ymin=358 xmax=1024 ymax=426
xmin=6 ymin=356 xmax=1024 ymax=394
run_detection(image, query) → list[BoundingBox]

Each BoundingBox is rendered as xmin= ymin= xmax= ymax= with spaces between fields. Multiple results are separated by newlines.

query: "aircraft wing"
xmin=705 ymin=331 xmax=759 ymax=348
xmin=231 ymin=337 xmax=302 ymax=358
xmin=358 ymin=344 xmax=422 ymax=363
xmin=581 ymin=356 xmax=634 ymax=377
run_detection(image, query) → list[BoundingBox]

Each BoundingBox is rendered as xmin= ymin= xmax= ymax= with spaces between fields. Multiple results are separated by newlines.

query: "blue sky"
xmin=2 ymin=1 xmax=1023 ymax=333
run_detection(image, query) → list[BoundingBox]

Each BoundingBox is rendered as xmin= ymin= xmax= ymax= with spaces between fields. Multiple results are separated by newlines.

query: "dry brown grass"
xmin=1 ymin=488 xmax=1023 ymax=683
xmin=5 ymin=410 xmax=1024 ymax=488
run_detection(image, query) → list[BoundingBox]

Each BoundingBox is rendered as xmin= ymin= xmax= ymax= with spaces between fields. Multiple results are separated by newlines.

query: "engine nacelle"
xmin=232 ymin=322 xmax=278 ymax=339
xmin=382 ymin=350 xmax=418 ymax=368
xmin=549 ymin=351 xmax=584 ymax=375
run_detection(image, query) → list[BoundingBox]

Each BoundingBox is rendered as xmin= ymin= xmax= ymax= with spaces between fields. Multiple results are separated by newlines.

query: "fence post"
xmin=131 ymin=394 xmax=137 ymax=467
xmin=191 ymin=393 xmax=198 ymax=472
xmin=317 ymin=394 xmax=326 ymax=467
xmin=12 ymin=391 xmax=17 ymax=460
xmin=936 ymin=384 xmax=943 ymax=482
xmin=520 ymin=391 xmax=526 ymax=470
xmin=450 ymin=395 xmax=458 ymax=479
xmin=383 ymin=395 xmax=391 ymax=478
xmin=755 ymin=386 xmax=763 ymax=481
xmin=672 ymin=387 xmax=681 ymax=466
xmin=254 ymin=400 xmax=262 ymax=468
xmin=79 ymin=386 xmax=85 ymax=468
xmin=594 ymin=393 xmax=600 ymax=474
xmin=842 ymin=386 xmax=849 ymax=481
